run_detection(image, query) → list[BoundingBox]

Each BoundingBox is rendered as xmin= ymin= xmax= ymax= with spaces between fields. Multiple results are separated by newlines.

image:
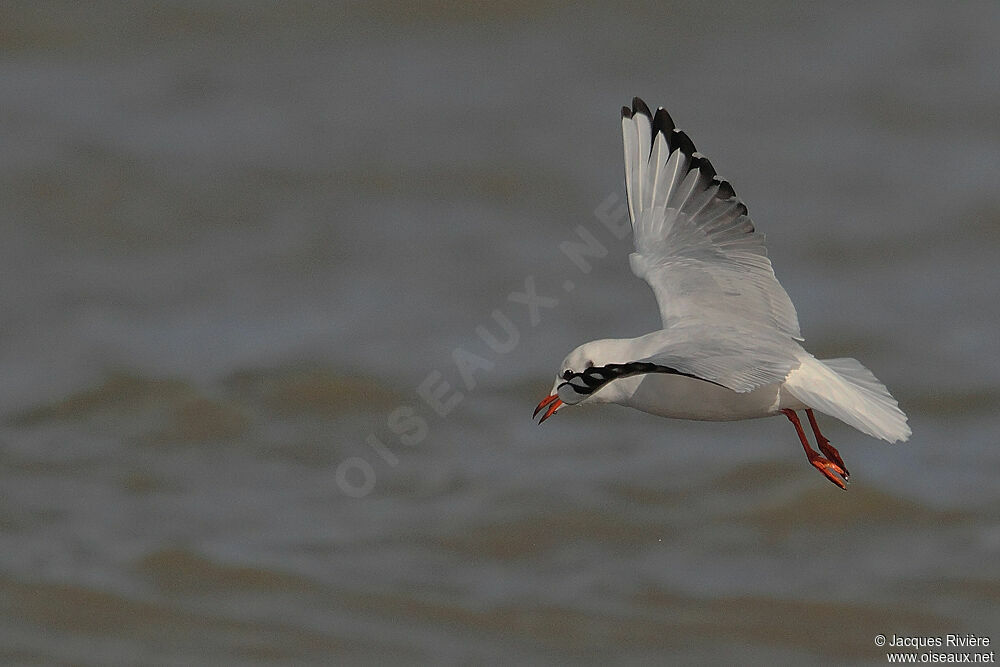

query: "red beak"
xmin=533 ymin=393 xmax=563 ymax=423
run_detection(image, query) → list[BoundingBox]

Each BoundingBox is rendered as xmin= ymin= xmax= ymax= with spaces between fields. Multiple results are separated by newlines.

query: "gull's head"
xmin=533 ymin=339 xmax=621 ymax=423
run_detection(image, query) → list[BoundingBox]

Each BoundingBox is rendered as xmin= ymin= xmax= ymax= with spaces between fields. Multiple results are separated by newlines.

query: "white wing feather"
xmin=621 ymin=98 xmax=802 ymax=339
xmin=623 ymin=325 xmax=802 ymax=394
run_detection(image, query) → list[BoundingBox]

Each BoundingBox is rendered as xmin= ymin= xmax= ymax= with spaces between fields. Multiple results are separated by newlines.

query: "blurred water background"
xmin=1 ymin=1 xmax=998 ymax=663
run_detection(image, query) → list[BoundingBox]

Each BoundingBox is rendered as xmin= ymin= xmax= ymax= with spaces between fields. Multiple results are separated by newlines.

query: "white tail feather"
xmin=784 ymin=355 xmax=910 ymax=443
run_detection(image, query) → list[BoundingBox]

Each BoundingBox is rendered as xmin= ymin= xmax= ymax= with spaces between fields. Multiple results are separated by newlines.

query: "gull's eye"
xmin=562 ymin=369 xmax=573 ymax=380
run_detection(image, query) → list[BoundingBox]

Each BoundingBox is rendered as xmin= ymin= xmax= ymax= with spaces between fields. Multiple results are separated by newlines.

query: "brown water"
xmin=2 ymin=2 xmax=999 ymax=664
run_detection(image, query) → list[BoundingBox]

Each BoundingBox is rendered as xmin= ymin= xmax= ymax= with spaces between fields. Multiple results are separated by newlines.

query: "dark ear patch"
xmin=584 ymin=360 xmax=594 ymax=368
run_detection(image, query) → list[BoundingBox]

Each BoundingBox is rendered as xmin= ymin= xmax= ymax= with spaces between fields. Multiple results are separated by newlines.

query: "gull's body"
xmin=535 ymin=98 xmax=910 ymax=489
xmin=590 ymin=373 xmax=801 ymax=421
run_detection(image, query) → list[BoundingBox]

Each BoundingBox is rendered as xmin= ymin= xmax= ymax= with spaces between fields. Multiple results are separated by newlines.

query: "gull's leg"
xmin=806 ymin=408 xmax=849 ymax=480
xmin=782 ymin=409 xmax=848 ymax=490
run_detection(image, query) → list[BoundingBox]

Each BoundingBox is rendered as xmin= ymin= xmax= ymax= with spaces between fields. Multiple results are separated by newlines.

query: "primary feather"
xmin=622 ymin=98 xmax=802 ymax=339
xmin=537 ymin=97 xmax=910 ymax=469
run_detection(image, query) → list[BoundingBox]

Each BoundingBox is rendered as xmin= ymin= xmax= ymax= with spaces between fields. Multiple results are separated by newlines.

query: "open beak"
xmin=533 ymin=393 xmax=563 ymax=424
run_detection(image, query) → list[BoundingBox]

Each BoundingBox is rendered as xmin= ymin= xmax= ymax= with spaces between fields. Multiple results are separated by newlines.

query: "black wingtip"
xmin=671 ymin=129 xmax=697 ymax=157
xmin=690 ymin=153 xmax=717 ymax=179
xmin=651 ymin=107 xmax=675 ymax=138
xmin=621 ymin=105 xmax=632 ymax=119
xmin=716 ymin=179 xmax=736 ymax=200
xmin=632 ymin=97 xmax=652 ymax=119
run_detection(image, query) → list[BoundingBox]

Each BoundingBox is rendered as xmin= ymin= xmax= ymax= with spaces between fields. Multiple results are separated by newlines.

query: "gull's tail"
xmin=784 ymin=355 xmax=911 ymax=443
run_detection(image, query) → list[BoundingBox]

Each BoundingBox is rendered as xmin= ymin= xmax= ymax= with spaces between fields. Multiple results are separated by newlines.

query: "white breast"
xmin=590 ymin=373 xmax=806 ymax=421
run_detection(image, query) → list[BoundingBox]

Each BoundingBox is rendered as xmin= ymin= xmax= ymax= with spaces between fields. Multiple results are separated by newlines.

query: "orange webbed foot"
xmin=783 ymin=409 xmax=851 ymax=490
xmin=806 ymin=452 xmax=849 ymax=490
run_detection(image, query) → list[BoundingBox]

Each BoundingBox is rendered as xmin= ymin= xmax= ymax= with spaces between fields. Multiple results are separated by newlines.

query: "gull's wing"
xmin=621 ymin=97 xmax=802 ymax=339
xmin=558 ymin=324 xmax=802 ymax=402
xmin=633 ymin=325 xmax=802 ymax=393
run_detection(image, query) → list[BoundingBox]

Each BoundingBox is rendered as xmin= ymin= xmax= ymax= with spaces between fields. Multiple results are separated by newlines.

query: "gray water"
xmin=2 ymin=2 xmax=999 ymax=664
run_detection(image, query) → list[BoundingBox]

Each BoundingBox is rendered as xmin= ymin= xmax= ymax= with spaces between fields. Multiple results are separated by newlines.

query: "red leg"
xmin=806 ymin=409 xmax=849 ymax=480
xmin=782 ymin=409 xmax=848 ymax=490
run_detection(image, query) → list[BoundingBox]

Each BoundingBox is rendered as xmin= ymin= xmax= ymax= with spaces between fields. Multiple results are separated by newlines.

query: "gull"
xmin=533 ymin=97 xmax=910 ymax=489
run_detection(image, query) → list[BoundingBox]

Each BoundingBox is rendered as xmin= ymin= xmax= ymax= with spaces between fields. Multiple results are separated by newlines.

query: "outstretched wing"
xmin=560 ymin=324 xmax=802 ymax=399
xmin=621 ymin=97 xmax=802 ymax=339
xmin=637 ymin=325 xmax=802 ymax=393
